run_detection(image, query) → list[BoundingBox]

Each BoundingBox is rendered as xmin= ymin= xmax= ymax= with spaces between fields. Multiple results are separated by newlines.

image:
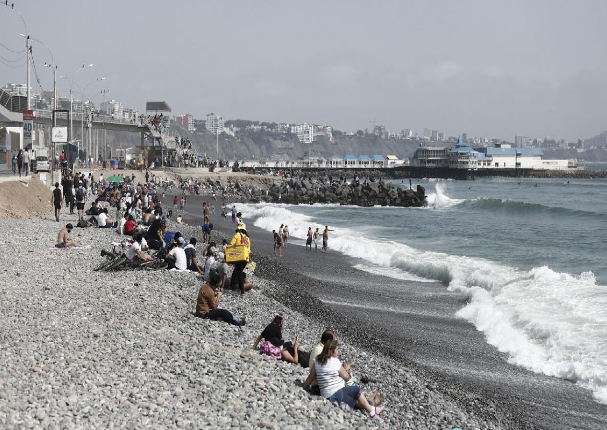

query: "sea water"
xmin=242 ymin=177 xmax=607 ymax=403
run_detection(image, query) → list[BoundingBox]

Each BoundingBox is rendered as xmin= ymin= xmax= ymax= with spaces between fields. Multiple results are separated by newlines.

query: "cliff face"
xmin=169 ymin=124 xmax=420 ymax=160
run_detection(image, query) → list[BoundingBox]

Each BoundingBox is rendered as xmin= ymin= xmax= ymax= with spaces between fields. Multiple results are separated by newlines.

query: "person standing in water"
xmin=313 ymin=228 xmax=320 ymax=251
xmin=322 ymin=226 xmax=333 ymax=252
xmin=306 ymin=227 xmax=313 ymax=250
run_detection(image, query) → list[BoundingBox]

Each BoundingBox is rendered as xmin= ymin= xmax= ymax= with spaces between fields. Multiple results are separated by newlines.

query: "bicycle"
xmin=95 ymin=245 xmax=167 ymax=272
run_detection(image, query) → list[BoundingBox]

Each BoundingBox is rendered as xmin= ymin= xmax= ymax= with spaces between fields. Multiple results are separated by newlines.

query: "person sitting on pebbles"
xmin=195 ymin=267 xmax=246 ymax=326
xmin=302 ymin=339 xmax=385 ymax=419
xmin=252 ymin=315 xmax=310 ymax=367
xmin=56 ymin=223 xmax=81 ymax=248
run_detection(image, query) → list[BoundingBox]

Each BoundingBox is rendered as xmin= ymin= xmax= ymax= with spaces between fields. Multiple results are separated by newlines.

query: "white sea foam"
xmin=243 ymin=201 xmax=607 ymax=404
xmin=425 ymin=183 xmax=464 ymax=209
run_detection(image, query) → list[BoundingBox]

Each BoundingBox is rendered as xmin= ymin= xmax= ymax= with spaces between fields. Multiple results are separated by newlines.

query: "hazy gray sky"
xmin=2 ymin=0 xmax=607 ymax=141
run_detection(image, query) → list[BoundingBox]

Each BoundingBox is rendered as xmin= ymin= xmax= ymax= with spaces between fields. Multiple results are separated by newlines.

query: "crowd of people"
xmin=50 ymin=169 xmax=383 ymax=420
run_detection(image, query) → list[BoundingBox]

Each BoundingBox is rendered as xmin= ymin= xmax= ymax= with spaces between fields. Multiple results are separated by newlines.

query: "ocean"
xmin=241 ymin=176 xmax=607 ymax=406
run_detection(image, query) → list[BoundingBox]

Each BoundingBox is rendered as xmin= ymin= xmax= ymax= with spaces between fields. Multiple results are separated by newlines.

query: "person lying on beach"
xmin=302 ymin=339 xmax=384 ymax=419
xmin=56 ymin=224 xmax=81 ymax=248
xmin=252 ymin=315 xmax=310 ymax=367
xmin=195 ymin=267 xmax=246 ymax=326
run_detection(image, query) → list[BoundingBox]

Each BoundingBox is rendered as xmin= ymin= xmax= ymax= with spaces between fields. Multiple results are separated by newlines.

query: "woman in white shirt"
xmin=302 ymin=340 xmax=384 ymax=419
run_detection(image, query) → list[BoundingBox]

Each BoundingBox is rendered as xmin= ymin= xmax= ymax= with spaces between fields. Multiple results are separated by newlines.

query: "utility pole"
xmin=53 ymin=66 xmax=57 ymax=110
xmin=70 ymin=88 xmax=73 ymax=152
xmin=26 ymin=35 xmax=31 ymax=109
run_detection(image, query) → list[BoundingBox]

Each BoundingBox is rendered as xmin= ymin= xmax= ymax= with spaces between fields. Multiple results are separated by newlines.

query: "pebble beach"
xmin=0 ymin=210 xmax=515 ymax=429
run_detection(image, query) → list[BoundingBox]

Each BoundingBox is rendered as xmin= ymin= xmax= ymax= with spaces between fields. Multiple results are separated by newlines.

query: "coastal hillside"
xmin=170 ymin=124 xmax=420 ymax=160
xmin=71 ymin=124 xmax=607 ymax=162
xmin=584 ymin=130 xmax=607 ymax=147
xmin=84 ymin=124 xmax=420 ymax=160
xmin=543 ymin=147 xmax=607 ymax=162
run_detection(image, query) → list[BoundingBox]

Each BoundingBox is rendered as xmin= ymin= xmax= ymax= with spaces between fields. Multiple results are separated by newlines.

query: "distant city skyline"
xmin=1 ymin=0 xmax=607 ymax=141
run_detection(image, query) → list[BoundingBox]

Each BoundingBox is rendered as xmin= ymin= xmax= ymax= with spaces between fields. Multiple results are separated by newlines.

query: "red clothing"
xmin=124 ymin=219 xmax=135 ymax=234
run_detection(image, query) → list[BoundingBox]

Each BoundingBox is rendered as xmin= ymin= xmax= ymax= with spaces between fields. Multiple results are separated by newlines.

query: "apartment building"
xmin=206 ymin=113 xmax=224 ymax=134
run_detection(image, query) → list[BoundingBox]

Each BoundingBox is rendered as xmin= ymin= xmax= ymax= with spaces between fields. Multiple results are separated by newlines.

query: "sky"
xmin=1 ymin=0 xmax=607 ymax=141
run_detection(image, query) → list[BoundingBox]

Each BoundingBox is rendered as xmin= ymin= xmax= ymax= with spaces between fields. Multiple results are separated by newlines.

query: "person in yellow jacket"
xmin=230 ymin=222 xmax=251 ymax=295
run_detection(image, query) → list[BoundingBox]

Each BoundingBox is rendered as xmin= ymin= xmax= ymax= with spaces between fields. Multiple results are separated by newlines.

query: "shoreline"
xmin=177 ymin=197 xmax=526 ymax=428
xmin=0 ymin=210 xmax=505 ymax=429
xmin=178 ymin=194 xmax=607 ymax=430
xmin=2 ymin=186 xmax=605 ymax=428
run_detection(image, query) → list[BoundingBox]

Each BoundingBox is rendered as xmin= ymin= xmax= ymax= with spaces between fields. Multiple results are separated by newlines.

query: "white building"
xmin=291 ymin=123 xmax=316 ymax=144
xmin=175 ymin=114 xmax=195 ymax=132
xmin=2 ymin=83 xmax=30 ymax=96
xmin=275 ymin=123 xmax=290 ymax=133
xmin=317 ymin=125 xmax=333 ymax=142
xmin=415 ymin=136 xmax=575 ymax=171
xmin=413 ymin=147 xmax=450 ymax=167
xmin=206 ymin=113 xmax=224 ymax=134
xmin=100 ymin=99 xmax=123 ymax=118
xmin=515 ymin=135 xmax=532 ymax=146
xmin=401 ymin=129 xmax=413 ymax=139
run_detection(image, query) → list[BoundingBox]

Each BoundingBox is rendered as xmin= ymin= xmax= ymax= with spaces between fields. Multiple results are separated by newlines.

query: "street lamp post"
xmin=87 ymin=89 xmax=107 ymax=164
xmin=62 ymin=64 xmax=93 ymax=160
xmin=99 ymin=89 xmax=110 ymax=161
xmin=75 ymin=78 xmax=104 ymax=165
xmin=44 ymin=63 xmax=57 ymax=111
xmin=18 ymin=34 xmax=31 ymax=109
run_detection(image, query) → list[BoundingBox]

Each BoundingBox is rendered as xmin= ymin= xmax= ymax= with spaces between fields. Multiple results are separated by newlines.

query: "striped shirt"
xmin=315 ymin=357 xmax=345 ymax=398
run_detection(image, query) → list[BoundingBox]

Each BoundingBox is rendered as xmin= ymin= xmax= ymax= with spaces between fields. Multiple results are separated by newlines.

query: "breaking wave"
xmin=243 ymin=202 xmax=607 ymax=404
